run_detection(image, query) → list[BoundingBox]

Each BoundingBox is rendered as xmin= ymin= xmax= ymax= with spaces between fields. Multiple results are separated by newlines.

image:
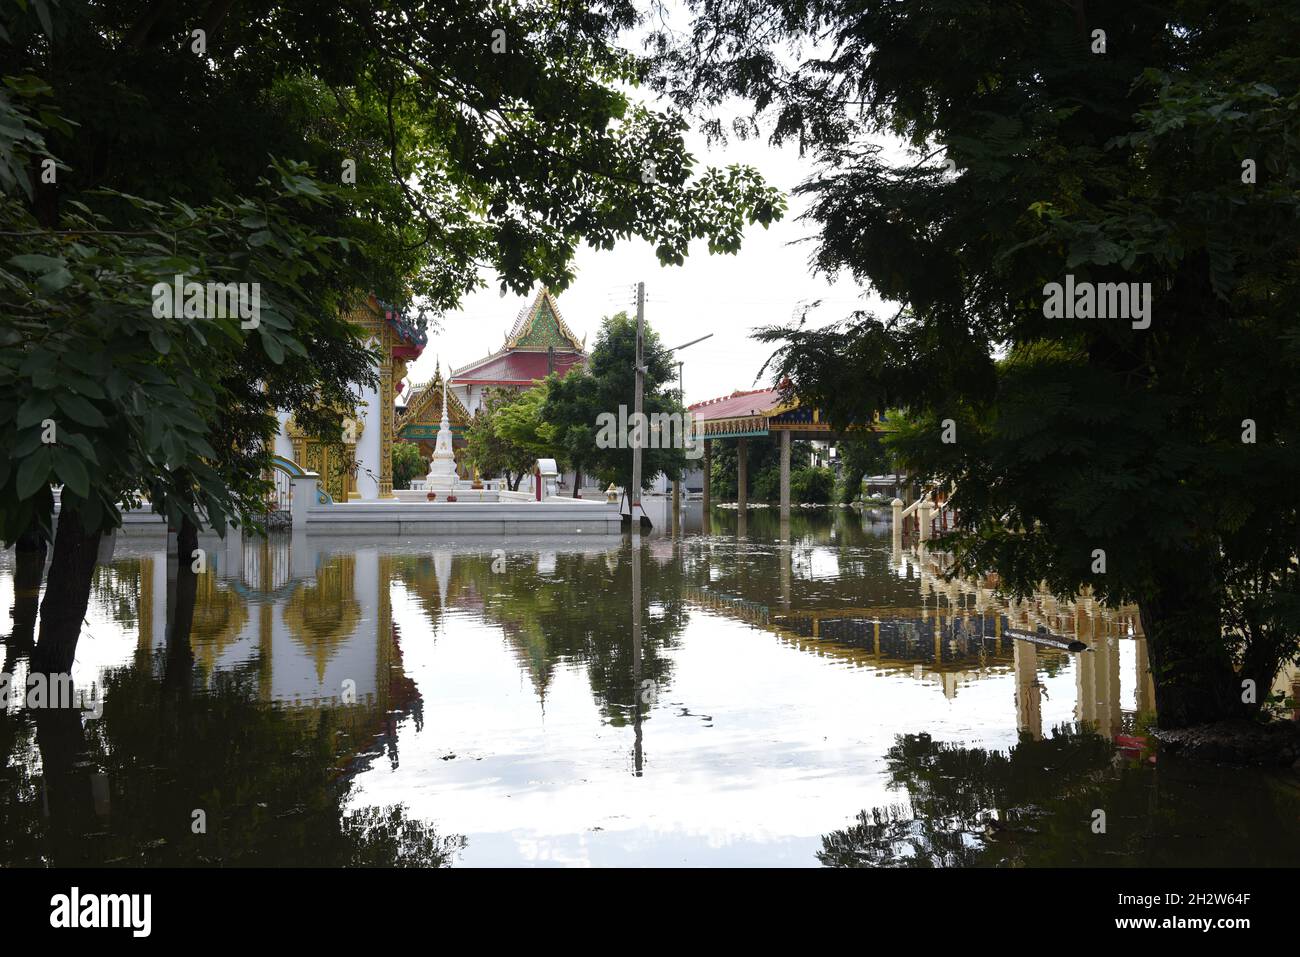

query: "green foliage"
xmin=543 ymin=366 xmax=601 ymax=488
xmin=657 ymin=0 xmax=1300 ymax=722
xmin=391 ymin=442 xmax=426 ymax=490
xmin=709 ymin=437 xmax=819 ymax=502
xmin=495 ymin=385 xmax=554 ymax=459
xmin=835 ymin=432 xmax=890 ymax=504
xmin=0 ymin=0 xmax=784 ymax=544
xmin=540 ymin=311 xmax=690 ymax=491
xmin=0 ymin=155 xmax=363 ymax=541
xmin=791 ymin=466 xmax=834 ymax=505
xmin=465 ymin=388 xmax=540 ymax=491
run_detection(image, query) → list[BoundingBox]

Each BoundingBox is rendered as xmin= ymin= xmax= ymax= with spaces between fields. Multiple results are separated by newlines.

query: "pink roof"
xmin=688 ymin=388 xmax=784 ymax=421
xmin=450 ymin=350 xmax=586 ymax=386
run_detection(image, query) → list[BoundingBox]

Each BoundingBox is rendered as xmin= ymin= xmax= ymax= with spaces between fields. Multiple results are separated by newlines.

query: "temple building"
xmin=447 ymin=286 xmax=588 ymax=417
xmin=271 ymin=287 xmax=591 ymax=498
xmin=272 ymin=296 xmax=426 ymax=501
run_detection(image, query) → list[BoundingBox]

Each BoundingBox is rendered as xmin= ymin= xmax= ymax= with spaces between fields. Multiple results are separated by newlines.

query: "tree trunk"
xmin=32 ymin=508 xmax=102 ymax=675
xmin=35 ymin=702 xmax=95 ymax=864
xmin=572 ymin=465 xmax=582 ymax=498
xmin=9 ymin=520 xmax=48 ymax=658
xmin=1138 ymin=546 xmax=1242 ymax=729
xmin=165 ymin=517 xmax=199 ymax=690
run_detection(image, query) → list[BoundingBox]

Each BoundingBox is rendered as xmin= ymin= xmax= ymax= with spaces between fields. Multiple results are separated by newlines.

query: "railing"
xmin=268 ymin=454 xmax=308 ymax=512
xmin=893 ymin=486 xmax=957 ymax=541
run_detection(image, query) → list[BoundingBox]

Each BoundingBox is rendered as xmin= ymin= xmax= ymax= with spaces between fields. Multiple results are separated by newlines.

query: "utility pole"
xmin=630 ymin=281 xmax=647 ymax=528
xmin=672 ymin=359 xmax=682 ymax=530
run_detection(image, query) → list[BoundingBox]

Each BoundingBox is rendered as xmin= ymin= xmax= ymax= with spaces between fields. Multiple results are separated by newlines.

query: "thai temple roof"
xmin=400 ymin=364 xmax=472 ymax=429
xmin=450 ymin=286 xmax=587 ymax=387
xmin=687 ymin=387 xmax=785 ymax=422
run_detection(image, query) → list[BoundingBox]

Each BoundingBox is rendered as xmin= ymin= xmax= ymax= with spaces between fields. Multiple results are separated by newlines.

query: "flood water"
xmin=2 ymin=503 xmax=1298 ymax=867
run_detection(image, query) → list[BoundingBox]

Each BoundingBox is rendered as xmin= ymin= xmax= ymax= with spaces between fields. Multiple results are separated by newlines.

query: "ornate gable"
xmin=397 ymin=367 xmax=471 ymax=435
xmin=504 ymin=286 xmax=585 ymax=353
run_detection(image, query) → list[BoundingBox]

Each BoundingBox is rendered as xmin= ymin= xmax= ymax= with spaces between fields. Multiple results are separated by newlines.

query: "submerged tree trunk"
xmin=165 ymin=516 xmax=199 ymax=691
xmin=1138 ymin=546 xmax=1242 ymax=729
xmin=32 ymin=508 xmax=102 ymax=674
xmin=34 ymin=700 xmax=96 ymax=864
xmin=9 ymin=520 xmax=48 ymax=658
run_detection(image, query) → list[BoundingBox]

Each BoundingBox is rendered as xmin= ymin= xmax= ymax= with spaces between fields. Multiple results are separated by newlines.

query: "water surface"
xmin=2 ymin=504 xmax=1297 ymax=866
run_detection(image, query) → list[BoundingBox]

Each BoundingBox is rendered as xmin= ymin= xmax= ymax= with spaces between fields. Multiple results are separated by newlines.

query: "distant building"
xmin=448 ymin=286 xmax=588 ymax=417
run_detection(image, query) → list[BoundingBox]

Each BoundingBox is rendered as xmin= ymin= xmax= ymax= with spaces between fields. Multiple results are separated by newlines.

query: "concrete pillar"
xmin=290 ymin=472 xmax=320 ymax=530
xmin=1135 ymin=636 xmax=1154 ymax=715
xmin=1014 ymin=639 xmax=1042 ymax=740
xmin=1075 ymin=607 xmax=1097 ymax=728
xmin=780 ymin=526 xmax=791 ymax=609
xmin=918 ymin=499 xmax=933 ymax=541
xmin=702 ymin=438 xmax=711 ymax=511
xmin=289 ymin=530 xmax=317 ymax=580
xmin=354 ymin=370 xmax=381 ymax=500
xmin=736 ymin=437 xmax=748 ymax=512
xmin=222 ymin=522 xmax=242 ymax=579
xmin=779 ymin=429 xmax=791 ymax=518
xmin=891 ymin=497 xmax=904 ymax=552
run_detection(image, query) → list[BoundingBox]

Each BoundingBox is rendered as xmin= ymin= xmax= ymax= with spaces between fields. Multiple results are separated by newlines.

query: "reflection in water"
xmin=0 ymin=505 xmax=1297 ymax=866
xmin=819 ymin=727 xmax=1300 ymax=868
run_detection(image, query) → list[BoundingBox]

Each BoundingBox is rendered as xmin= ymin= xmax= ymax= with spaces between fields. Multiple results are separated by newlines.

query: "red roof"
xmin=450 ymin=350 xmax=586 ymax=386
xmin=688 ymin=388 xmax=784 ymax=421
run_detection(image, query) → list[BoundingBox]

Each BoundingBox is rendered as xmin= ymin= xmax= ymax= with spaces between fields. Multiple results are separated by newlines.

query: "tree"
xmin=541 ymin=311 xmax=690 ymax=492
xmin=465 ymin=389 xmax=539 ymax=491
xmin=708 ymin=436 xmax=816 ymax=502
xmin=791 ymin=466 xmax=834 ymax=505
xmin=836 ymin=432 xmax=890 ymax=504
xmin=391 ymin=442 xmax=427 ymax=490
xmin=495 ymin=384 xmax=555 ymax=461
xmin=2 ymin=0 xmax=784 ymax=669
xmin=544 ymin=368 xmax=603 ymax=496
xmin=655 ymin=1 xmax=1300 ymax=728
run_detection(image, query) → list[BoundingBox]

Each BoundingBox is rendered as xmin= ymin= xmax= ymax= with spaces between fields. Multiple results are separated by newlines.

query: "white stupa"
xmin=425 ymin=375 xmax=459 ymax=491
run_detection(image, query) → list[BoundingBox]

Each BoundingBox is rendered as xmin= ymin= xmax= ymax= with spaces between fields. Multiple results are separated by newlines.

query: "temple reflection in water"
xmin=82 ymin=519 xmax=1297 ymax=756
xmin=2 ymin=505 xmax=1297 ymax=867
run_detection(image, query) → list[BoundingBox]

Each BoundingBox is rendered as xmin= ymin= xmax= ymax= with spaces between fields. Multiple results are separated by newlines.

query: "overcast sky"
xmin=405 ymin=12 xmax=894 ymax=406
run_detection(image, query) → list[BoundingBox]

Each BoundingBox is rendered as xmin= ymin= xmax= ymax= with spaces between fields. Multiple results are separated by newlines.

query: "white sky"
xmin=405 ymin=8 xmax=901 ymax=406
xmin=408 ymin=132 xmax=875 ymax=405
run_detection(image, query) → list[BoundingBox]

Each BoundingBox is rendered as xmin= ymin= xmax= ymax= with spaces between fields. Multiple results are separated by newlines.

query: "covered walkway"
xmin=687 ymin=387 xmax=893 ymax=515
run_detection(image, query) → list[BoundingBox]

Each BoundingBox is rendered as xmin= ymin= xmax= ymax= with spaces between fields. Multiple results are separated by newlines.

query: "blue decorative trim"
xmin=270 ymin=454 xmax=306 ymax=477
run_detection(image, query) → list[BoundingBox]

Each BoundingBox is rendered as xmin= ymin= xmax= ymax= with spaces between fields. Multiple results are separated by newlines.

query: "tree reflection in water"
xmin=0 ymin=659 xmax=463 ymax=867
xmin=820 ymin=727 xmax=1300 ymax=867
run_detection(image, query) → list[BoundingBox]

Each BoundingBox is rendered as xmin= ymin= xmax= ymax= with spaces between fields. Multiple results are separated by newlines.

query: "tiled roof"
xmin=449 ymin=349 xmax=586 ymax=386
xmin=687 ymin=388 xmax=784 ymax=421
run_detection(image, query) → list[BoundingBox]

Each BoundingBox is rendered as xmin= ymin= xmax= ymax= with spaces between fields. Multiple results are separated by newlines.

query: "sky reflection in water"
xmin=1 ymin=503 xmax=1297 ymax=866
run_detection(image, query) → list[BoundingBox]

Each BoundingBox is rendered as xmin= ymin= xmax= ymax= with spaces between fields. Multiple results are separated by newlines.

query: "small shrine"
xmin=396 ymin=364 xmax=472 ymax=473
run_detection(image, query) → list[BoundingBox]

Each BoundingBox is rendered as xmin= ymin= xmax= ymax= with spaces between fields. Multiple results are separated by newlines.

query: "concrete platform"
xmin=301 ymin=498 xmax=621 ymax=535
xmin=77 ymin=475 xmax=623 ymax=537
